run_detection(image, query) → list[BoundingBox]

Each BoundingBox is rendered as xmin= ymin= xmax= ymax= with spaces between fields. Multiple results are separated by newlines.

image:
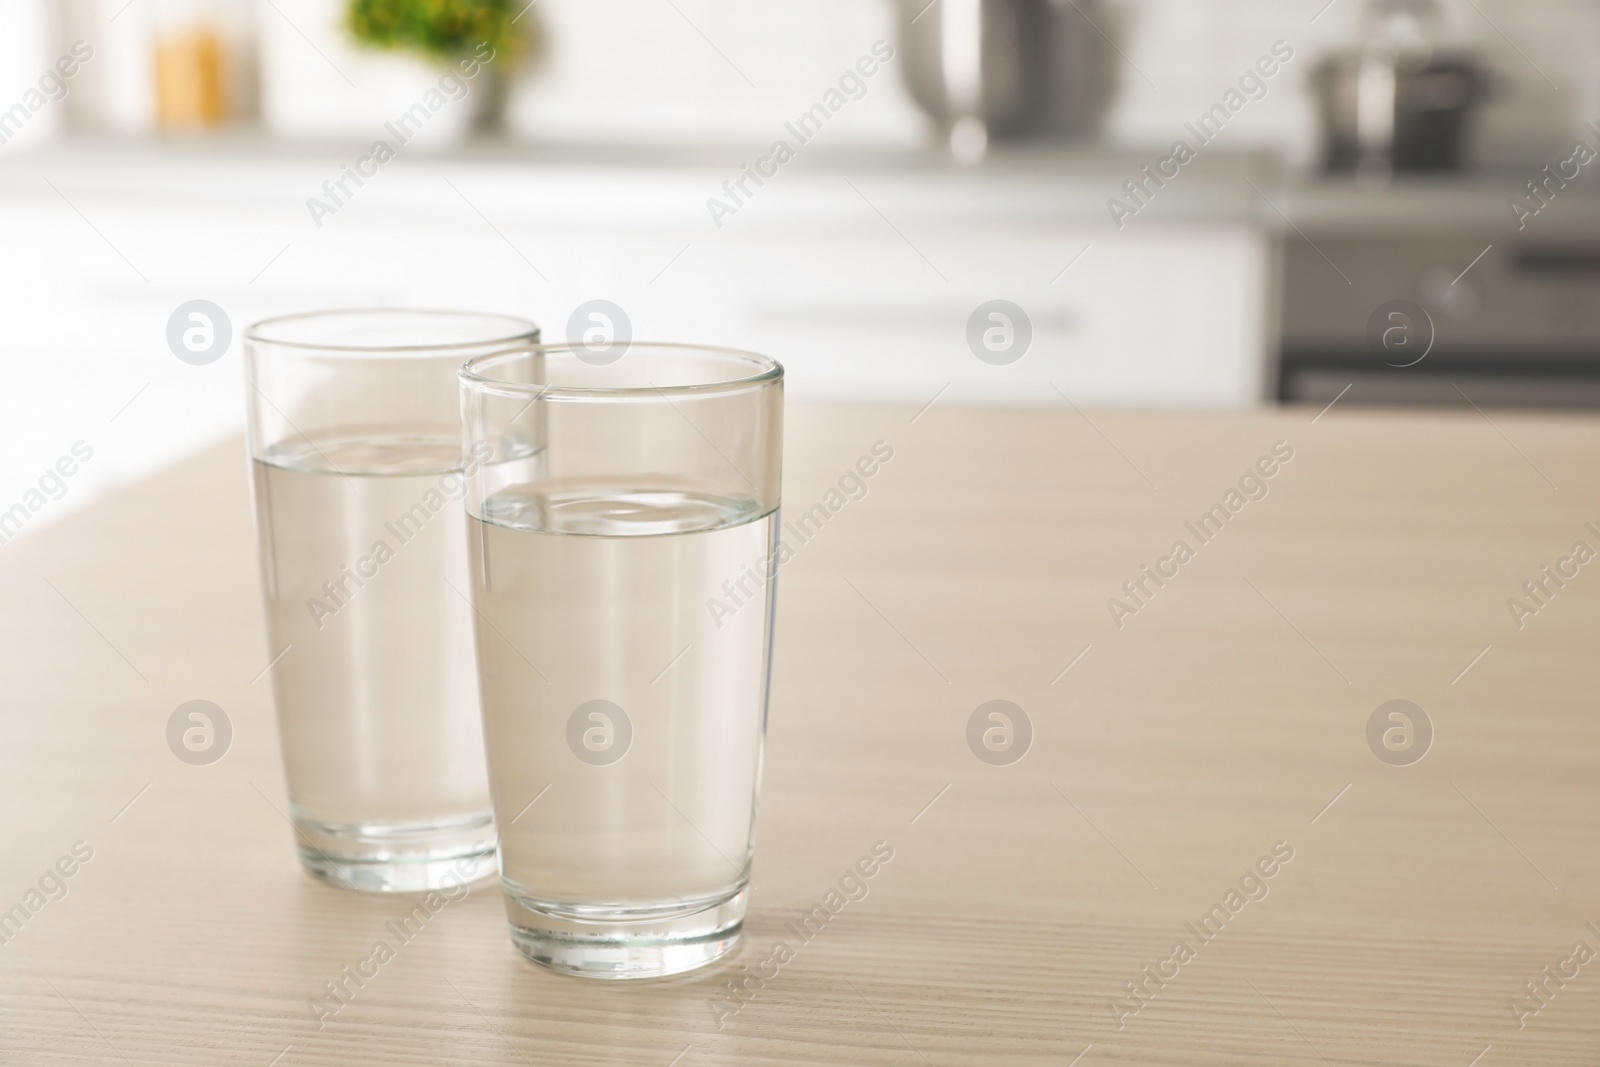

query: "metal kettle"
xmin=896 ymin=0 xmax=1116 ymax=162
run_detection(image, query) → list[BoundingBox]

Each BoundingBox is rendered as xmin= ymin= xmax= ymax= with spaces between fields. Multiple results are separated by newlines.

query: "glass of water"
xmin=245 ymin=309 xmax=540 ymax=892
xmin=459 ymin=343 xmax=783 ymax=978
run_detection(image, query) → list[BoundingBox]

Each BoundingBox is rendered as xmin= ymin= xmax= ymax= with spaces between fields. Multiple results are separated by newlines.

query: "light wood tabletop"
xmin=2 ymin=401 xmax=1599 ymax=1066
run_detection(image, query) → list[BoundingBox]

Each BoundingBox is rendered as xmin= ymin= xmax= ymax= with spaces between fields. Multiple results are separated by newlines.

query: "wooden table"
xmin=3 ymin=401 xmax=1598 ymax=1065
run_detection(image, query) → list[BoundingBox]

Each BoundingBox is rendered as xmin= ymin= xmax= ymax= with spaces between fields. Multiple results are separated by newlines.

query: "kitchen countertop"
xmin=2 ymin=400 xmax=1599 ymax=1065
xmin=0 ymin=134 xmax=1281 ymax=226
xmin=1281 ymin=172 xmax=1600 ymax=234
xmin=12 ymin=135 xmax=1600 ymax=232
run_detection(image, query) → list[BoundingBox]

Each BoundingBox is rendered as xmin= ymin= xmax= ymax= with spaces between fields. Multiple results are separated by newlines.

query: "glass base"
xmin=293 ymin=812 xmax=497 ymax=894
xmin=506 ymin=884 xmax=746 ymax=979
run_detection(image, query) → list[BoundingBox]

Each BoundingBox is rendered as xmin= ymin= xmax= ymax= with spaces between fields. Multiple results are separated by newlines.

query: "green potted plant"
xmin=345 ymin=0 xmax=535 ymax=135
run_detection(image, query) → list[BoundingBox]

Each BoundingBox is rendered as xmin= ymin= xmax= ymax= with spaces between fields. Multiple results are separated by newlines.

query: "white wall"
xmin=32 ymin=0 xmax=1600 ymax=164
xmin=501 ymin=0 xmax=1600 ymax=168
xmin=504 ymin=0 xmax=926 ymax=147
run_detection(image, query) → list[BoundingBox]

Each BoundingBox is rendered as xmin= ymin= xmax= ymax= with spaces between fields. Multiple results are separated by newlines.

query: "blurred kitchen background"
xmin=2 ymin=0 xmax=1599 ymax=524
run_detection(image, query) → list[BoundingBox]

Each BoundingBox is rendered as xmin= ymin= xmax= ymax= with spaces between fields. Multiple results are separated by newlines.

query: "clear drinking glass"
xmin=246 ymin=309 xmax=540 ymax=892
xmin=459 ymin=343 xmax=784 ymax=978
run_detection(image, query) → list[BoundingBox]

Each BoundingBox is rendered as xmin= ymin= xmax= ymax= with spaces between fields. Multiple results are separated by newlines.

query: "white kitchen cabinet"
xmin=0 ymin=141 xmax=1275 ymax=520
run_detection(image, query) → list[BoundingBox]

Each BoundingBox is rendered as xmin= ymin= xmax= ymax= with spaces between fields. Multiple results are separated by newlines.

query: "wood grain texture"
xmin=2 ymin=401 xmax=1599 ymax=1066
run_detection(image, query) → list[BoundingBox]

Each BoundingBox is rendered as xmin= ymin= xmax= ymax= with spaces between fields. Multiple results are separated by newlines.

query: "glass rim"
xmin=459 ymin=343 xmax=784 ymax=400
xmin=244 ymin=308 xmax=541 ymax=353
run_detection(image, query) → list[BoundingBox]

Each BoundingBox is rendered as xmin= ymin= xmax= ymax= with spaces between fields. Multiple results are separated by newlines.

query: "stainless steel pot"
xmin=1312 ymin=0 xmax=1486 ymax=174
xmin=896 ymin=0 xmax=1116 ymax=161
xmin=1313 ymin=51 xmax=1484 ymax=173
